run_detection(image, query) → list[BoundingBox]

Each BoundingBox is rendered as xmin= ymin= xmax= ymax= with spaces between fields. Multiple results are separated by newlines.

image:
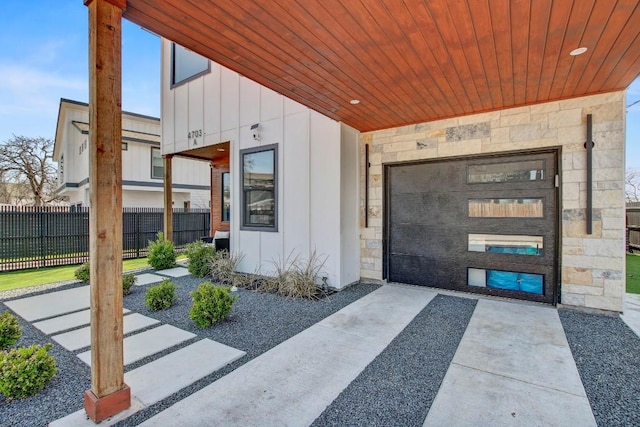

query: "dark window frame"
xmin=240 ymin=144 xmax=278 ymax=232
xmin=150 ymin=147 xmax=163 ymax=180
xmin=170 ymin=43 xmax=211 ymax=88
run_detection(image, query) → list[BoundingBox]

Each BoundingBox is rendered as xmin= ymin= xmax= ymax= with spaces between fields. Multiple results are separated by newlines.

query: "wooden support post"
xmin=163 ymin=154 xmax=173 ymax=242
xmin=84 ymin=0 xmax=130 ymax=422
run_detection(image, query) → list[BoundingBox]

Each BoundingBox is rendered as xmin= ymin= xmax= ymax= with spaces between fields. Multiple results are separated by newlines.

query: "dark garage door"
xmin=385 ymin=151 xmax=557 ymax=304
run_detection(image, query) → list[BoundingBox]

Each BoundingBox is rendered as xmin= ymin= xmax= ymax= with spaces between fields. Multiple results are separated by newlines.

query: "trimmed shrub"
xmin=145 ymin=279 xmax=177 ymax=311
xmin=122 ymin=273 xmax=137 ymax=296
xmin=0 ymin=311 xmax=21 ymax=350
xmin=0 ymin=344 xmax=57 ymax=400
xmin=184 ymin=240 xmax=216 ymax=278
xmin=190 ymin=282 xmax=237 ymax=328
xmin=147 ymin=232 xmax=176 ymax=270
xmin=74 ymin=263 xmax=90 ymax=282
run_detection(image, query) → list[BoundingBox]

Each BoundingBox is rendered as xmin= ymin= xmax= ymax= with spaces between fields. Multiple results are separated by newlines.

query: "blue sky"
xmin=0 ymin=0 xmax=638 ymax=168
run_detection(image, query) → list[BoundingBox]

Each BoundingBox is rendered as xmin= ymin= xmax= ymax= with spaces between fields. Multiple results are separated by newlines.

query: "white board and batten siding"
xmin=161 ymin=39 xmax=360 ymax=288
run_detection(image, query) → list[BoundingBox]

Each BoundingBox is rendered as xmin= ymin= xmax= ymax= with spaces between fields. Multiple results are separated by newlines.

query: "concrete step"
xmin=52 ymin=313 xmax=160 ymax=351
xmin=50 ymin=339 xmax=246 ymax=427
xmin=77 ymin=324 xmax=196 ymax=366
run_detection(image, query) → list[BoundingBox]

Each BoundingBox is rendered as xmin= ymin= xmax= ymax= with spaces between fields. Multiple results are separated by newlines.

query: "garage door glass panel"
xmin=468 ymin=198 xmax=543 ymax=217
xmin=468 ymin=160 xmax=545 ymax=183
xmin=468 ymin=234 xmax=543 ymax=255
xmin=468 ymin=268 xmax=543 ymax=294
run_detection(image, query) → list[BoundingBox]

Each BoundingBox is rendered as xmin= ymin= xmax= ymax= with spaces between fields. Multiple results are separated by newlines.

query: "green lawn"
xmin=0 ymin=256 xmax=186 ymax=293
xmin=627 ymin=253 xmax=640 ymax=294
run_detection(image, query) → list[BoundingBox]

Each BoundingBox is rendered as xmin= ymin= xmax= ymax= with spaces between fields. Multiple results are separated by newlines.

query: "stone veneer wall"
xmin=360 ymin=91 xmax=626 ymax=312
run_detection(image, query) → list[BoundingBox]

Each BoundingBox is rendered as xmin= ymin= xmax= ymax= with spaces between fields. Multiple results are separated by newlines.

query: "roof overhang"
xmin=123 ymin=0 xmax=640 ymax=132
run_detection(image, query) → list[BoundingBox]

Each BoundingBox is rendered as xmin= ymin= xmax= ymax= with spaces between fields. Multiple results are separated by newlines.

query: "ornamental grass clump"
xmin=262 ymin=250 xmax=328 ymax=299
xmin=145 ymin=279 xmax=177 ymax=311
xmin=0 ymin=311 xmax=21 ymax=350
xmin=0 ymin=344 xmax=57 ymax=400
xmin=189 ymin=281 xmax=237 ymax=328
xmin=210 ymin=251 xmax=246 ymax=286
xmin=147 ymin=232 xmax=176 ymax=270
xmin=184 ymin=240 xmax=217 ymax=278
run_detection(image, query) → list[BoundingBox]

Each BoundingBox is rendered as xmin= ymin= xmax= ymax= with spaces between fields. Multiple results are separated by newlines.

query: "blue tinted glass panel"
xmin=468 ymin=234 xmax=543 ymax=256
xmin=468 ymin=268 xmax=543 ymax=295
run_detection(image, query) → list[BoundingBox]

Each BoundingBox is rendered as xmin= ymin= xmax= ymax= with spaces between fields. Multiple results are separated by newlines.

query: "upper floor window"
xmin=59 ymin=155 xmax=64 ymax=182
xmin=171 ymin=43 xmax=210 ymax=87
xmin=151 ymin=147 xmax=163 ymax=179
xmin=240 ymin=144 xmax=277 ymax=231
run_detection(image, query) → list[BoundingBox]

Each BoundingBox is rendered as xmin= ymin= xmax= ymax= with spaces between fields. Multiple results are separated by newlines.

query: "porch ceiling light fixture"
xmin=350 ymin=99 xmax=360 ymax=105
xmin=569 ymin=47 xmax=588 ymax=56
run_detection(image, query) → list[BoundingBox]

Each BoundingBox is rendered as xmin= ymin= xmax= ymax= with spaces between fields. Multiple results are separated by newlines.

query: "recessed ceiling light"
xmin=570 ymin=47 xmax=588 ymax=56
xmin=216 ymin=148 xmax=225 ymax=152
xmin=350 ymin=99 xmax=360 ymax=105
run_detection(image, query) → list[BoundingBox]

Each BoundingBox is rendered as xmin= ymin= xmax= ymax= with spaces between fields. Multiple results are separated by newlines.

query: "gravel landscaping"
xmin=0 ymin=274 xmax=379 ymax=427
xmin=312 ymin=294 xmax=476 ymax=427
xmin=559 ymin=309 xmax=640 ymax=427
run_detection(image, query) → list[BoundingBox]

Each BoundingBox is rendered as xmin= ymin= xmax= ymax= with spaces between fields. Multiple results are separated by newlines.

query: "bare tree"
xmin=0 ymin=135 xmax=58 ymax=206
xmin=626 ymin=169 xmax=640 ymax=203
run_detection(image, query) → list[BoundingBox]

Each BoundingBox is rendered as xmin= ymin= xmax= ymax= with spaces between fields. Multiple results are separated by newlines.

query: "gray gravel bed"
xmin=311 ymin=294 xmax=477 ymax=427
xmin=559 ymin=309 xmax=640 ymax=427
xmin=0 ymin=273 xmax=379 ymax=427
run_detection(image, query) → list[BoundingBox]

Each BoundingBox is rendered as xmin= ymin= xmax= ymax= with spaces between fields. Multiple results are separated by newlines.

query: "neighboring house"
xmin=53 ymin=99 xmax=210 ymax=209
xmin=160 ymin=38 xmax=627 ymax=313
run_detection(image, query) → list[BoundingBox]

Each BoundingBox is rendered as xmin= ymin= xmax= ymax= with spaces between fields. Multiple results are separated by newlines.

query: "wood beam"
xmin=163 ymin=154 xmax=173 ymax=241
xmin=84 ymin=0 xmax=130 ymax=422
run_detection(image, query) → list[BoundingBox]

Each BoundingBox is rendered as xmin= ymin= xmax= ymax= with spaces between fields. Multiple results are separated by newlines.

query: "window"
xmin=240 ymin=144 xmax=277 ymax=231
xmin=468 ymin=160 xmax=545 ymax=183
xmin=122 ymin=142 xmax=128 ymax=151
xmin=151 ymin=147 xmax=163 ymax=179
xmin=171 ymin=43 xmax=210 ymax=87
xmin=59 ymin=155 xmax=64 ymax=182
xmin=468 ymin=268 xmax=543 ymax=295
xmin=222 ymin=172 xmax=230 ymax=222
xmin=468 ymin=234 xmax=543 ymax=256
xmin=468 ymin=198 xmax=543 ymax=218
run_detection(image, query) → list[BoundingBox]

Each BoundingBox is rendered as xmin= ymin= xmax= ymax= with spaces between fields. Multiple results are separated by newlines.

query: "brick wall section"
xmin=360 ymin=92 xmax=626 ymax=312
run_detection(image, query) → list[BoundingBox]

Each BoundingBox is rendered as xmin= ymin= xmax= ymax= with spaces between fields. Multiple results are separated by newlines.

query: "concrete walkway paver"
xmin=134 ymin=273 xmax=165 ymax=286
xmin=424 ymin=299 xmax=596 ymax=426
xmin=52 ymin=313 xmax=160 ymax=351
xmin=4 ymin=285 xmax=89 ymax=321
xmin=140 ymin=285 xmax=437 ymax=427
xmin=622 ymin=293 xmax=640 ymax=337
xmin=32 ymin=307 xmax=130 ymax=335
xmin=157 ymin=266 xmax=190 ymax=278
xmin=77 ymin=324 xmax=196 ymax=366
xmin=50 ymin=339 xmax=246 ymax=427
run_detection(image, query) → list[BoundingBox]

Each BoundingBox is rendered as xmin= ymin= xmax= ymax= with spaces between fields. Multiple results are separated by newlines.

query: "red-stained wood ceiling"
xmin=122 ymin=0 xmax=640 ymax=132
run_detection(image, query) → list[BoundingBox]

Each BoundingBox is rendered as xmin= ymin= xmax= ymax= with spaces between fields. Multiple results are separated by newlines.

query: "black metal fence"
xmin=628 ymin=202 xmax=640 ymax=253
xmin=0 ymin=206 xmax=210 ymax=272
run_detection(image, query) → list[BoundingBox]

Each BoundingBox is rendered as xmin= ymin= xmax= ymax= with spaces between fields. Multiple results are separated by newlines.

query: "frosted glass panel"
xmin=468 ymin=198 xmax=543 ymax=218
xmin=468 ymin=160 xmax=544 ymax=183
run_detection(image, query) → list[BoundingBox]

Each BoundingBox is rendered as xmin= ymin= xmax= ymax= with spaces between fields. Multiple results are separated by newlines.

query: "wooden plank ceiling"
xmin=123 ymin=0 xmax=640 ymax=132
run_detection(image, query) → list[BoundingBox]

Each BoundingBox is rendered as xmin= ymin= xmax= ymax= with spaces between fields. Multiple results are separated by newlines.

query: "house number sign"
xmin=188 ymin=129 xmax=203 ymax=139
